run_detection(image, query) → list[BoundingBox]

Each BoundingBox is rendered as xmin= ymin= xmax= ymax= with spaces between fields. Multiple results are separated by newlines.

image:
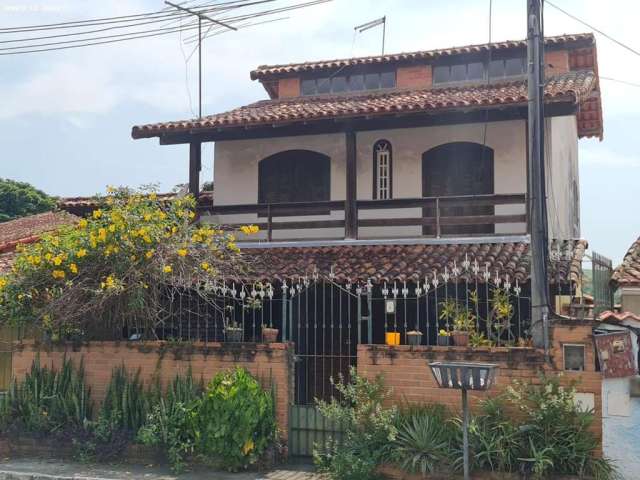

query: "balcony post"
xmin=189 ymin=141 xmax=202 ymax=199
xmin=345 ymin=129 xmax=358 ymax=239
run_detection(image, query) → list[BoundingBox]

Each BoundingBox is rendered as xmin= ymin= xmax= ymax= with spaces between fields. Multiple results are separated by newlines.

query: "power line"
xmin=600 ymin=76 xmax=640 ymax=88
xmin=546 ymin=0 xmax=640 ymax=58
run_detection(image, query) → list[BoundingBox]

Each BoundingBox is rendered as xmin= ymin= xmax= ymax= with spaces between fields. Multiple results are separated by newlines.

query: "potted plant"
xmin=406 ymin=330 xmax=423 ymax=346
xmin=224 ymin=306 xmax=243 ymax=342
xmin=451 ymin=310 xmax=475 ymax=347
xmin=262 ymin=325 xmax=279 ymax=343
xmin=437 ymin=329 xmax=451 ymax=346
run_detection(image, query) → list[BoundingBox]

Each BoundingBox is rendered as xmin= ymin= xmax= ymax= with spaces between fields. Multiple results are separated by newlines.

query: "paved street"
xmin=0 ymin=459 xmax=326 ymax=480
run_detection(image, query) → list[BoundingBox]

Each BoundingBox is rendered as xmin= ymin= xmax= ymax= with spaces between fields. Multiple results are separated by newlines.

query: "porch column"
xmin=189 ymin=141 xmax=202 ymax=199
xmin=345 ymin=130 xmax=358 ymax=239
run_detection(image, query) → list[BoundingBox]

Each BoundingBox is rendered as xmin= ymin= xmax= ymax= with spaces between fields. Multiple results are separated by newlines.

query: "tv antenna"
xmin=354 ymin=16 xmax=386 ymax=55
xmin=165 ymin=1 xmax=237 ymax=118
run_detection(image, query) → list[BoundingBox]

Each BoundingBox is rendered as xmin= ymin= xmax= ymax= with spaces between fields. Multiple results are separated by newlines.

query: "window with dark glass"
xmin=258 ymin=150 xmax=331 ymax=207
xmin=372 ymin=140 xmax=392 ymax=200
xmin=433 ymin=56 xmax=526 ymax=85
xmin=300 ymin=69 xmax=396 ymax=95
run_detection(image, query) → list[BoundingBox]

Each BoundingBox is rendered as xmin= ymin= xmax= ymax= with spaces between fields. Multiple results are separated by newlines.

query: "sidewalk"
xmin=0 ymin=459 xmax=324 ymax=480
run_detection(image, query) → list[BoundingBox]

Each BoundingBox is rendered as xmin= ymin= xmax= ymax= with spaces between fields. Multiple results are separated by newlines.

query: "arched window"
xmin=372 ymin=140 xmax=392 ymax=200
xmin=258 ymin=150 xmax=330 ymax=205
xmin=422 ymin=142 xmax=494 ymax=235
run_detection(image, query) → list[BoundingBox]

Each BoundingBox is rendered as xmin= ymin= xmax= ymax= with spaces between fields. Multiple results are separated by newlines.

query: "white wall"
xmin=546 ymin=115 xmax=580 ymax=240
xmin=621 ymin=287 xmax=640 ymax=316
xmin=211 ymin=120 xmax=531 ymax=240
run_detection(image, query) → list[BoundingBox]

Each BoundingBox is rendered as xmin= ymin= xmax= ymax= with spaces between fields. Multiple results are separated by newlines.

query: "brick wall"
xmin=545 ymin=49 xmax=570 ymax=77
xmin=12 ymin=341 xmax=294 ymax=438
xmin=358 ymin=322 xmax=603 ymax=449
xmin=396 ymin=65 xmax=432 ymax=89
xmin=278 ymin=77 xmax=301 ymax=98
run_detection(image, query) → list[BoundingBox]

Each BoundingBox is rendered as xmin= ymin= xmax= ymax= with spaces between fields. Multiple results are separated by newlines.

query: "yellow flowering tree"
xmin=0 ymin=188 xmax=258 ymax=338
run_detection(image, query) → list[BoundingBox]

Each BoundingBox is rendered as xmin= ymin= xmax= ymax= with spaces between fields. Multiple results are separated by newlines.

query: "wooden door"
xmin=422 ymin=142 xmax=494 ymax=235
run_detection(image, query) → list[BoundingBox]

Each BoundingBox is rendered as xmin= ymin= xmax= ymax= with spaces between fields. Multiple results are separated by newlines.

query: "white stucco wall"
xmin=621 ymin=287 xmax=640 ymax=316
xmin=546 ymin=115 xmax=580 ymax=240
xmin=210 ymin=117 xmax=574 ymax=241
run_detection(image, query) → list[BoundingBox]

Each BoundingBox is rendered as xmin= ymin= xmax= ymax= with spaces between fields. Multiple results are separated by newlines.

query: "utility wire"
xmin=546 ymin=0 xmax=640 ymax=58
xmin=600 ymin=76 xmax=640 ymax=88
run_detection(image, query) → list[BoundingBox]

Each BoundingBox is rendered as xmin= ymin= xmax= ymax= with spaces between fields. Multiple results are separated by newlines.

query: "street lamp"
xmin=428 ymin=361 xmax=497 ymax=480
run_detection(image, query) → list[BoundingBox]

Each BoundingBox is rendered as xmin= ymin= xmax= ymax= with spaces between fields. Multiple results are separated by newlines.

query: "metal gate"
xmin=284 ymin=276 xmax=363 ymax=457
xmin=592 ymin=251 xmax=613 ymax=317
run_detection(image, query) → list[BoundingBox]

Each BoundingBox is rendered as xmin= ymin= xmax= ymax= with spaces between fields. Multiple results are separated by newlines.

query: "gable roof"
xmin=612 ymin=237 xmax=640 ymax=287
xmin=132 ymin=70 xmax=598 ymax=139
xmin=250 ymin=33 xmax=595 ymax=80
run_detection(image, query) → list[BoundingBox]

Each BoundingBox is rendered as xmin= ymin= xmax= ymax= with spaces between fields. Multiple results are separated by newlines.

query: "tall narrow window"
xmin=373 ymin=140 xmax=392 ymax=200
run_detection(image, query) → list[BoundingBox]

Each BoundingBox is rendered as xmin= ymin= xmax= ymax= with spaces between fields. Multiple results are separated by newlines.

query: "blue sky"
xmin=1 ymin=0 xmax=638 ymax=264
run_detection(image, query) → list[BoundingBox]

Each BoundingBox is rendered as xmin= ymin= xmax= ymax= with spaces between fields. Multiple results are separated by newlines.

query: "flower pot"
xmin=406 ymin=331 xmax=423 ymax=346
xmin=385 ymin=332 xmax=400 ymax=346
xmin=262 ymin=327 xmax=279 ymax=343
xmin=437 ymin=335 xmax=450 ymax=347
xmin=452 ymin=331 xmax=470 ymax=347
xmin=225 ymin=327 xmax=243 ymax=342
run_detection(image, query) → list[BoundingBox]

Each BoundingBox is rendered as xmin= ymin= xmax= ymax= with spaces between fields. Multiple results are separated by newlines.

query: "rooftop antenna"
xmin=354 ymin=16 xmax=386 ymax=55
xmin=165 ymin=1 xmax=237 ymax=119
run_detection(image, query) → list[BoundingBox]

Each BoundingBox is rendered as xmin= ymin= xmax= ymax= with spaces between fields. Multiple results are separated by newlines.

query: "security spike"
xmin=462 ymin=253 xmax=471 ymax=271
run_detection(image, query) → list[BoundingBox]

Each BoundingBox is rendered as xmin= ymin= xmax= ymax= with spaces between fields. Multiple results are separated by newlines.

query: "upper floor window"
xmin=258 ymin=150 xmax=330 ymax=206
xmin=373 ymin=140 xmax=392 ymax=200
xmin=301 ymin=70 xmax=396 ymax=96
xmin=433 ymin=56 xmax=526 ymax=85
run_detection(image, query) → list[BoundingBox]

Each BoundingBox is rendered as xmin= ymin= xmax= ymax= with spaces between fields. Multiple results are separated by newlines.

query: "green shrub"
xmin=314 ymin=367 xmax=397 ymax=480
xmin=389 ymin=404 xmax=456 ymax=476
xmin=0 ymin=355 xmax=92 ymax=433
xmin=197 ymin=367 xmax=276 ymax=471
xmin=98 ymin=365 xmax=148 ymax=435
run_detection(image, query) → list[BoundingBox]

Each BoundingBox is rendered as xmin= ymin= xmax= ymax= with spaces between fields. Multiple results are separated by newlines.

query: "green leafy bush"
xmin=314 ymin=367 xmax=397 ymax=480
xmin=0 ymin=355 xmax=92 ymax=433
xmin=197 ymin=368 xmax=276 ymax=471
xmin=389 ymin=404 xmax=456 ymax=476
xmin=98 ymin=365 xmax=148 ymax=435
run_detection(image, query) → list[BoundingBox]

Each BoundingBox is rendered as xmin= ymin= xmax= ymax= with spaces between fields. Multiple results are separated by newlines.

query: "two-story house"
xmin=131 ymin=33 xmax=602 ymax=448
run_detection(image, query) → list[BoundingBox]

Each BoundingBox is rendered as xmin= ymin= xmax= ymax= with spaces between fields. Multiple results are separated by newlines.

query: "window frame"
xmin=300 ymin=69 xmax=396 ymax=96
xmin=563 ymin=343 xmax=586 ymax=372
xmin=372 ymin=140 xmax=393 ymax=200
xmin=432 ymin=53 xmax=527 ymax=87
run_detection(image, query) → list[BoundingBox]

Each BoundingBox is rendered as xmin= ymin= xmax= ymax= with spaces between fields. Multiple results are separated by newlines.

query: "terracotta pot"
xmin=452 ymin=331 xmax=470 ymax=347
xmin=225 ymin=327 xmax=243 ymax=342
xmin=406 ymin=331 xmax=423 ymax=346
xmin=262 ymin=327 xmax=279 ymax=343
xmin=437 ymin=335 xmax=450 ymax=346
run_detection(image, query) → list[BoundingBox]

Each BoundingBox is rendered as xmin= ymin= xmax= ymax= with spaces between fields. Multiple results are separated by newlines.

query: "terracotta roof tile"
xmin=0 ymin=252 xmax=16 ymax=274
xmin=239 ymin=239 xmax=586 ymax=284
xmin=598 ymin=310 xmax=640 ymax=323
xmin=132 ymin=70 xmax=597 ymax=139
xmin=250 ymin=33 xmax=594 ymax=80
xmin=0 ymin=211 xmax=78 ymax=251
xmin=612 ymin=237 xmax=640 ymax=287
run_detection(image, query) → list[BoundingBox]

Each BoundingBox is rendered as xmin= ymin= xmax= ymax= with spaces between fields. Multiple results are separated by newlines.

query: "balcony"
xmin=198 ymin=193 xmax=527 ymax=242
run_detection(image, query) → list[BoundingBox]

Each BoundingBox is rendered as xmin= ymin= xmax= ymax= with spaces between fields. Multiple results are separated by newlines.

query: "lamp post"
xmin=428 ymin=361 xmax=497 ymax=480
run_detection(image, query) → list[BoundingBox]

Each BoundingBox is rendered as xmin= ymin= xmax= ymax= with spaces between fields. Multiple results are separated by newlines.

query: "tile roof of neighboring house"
xmin=250 ymin=33 xmax=595 ymax=80
xmin=0 ymin=211 xmax=79 ymax=273
xmin=132 ymin=70 xmax=598 ymax=139
xmin=612 ymin=237 xmax=640 ymax=287
xmin=240 ymin=239 xmax=587 ymax=284
xmin=598 ymin=310 xmax=640 ymax=323
xmin=59 ymin=191 xmax=214 ymax=216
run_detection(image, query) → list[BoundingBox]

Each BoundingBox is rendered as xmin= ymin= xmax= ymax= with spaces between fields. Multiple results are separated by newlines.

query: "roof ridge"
xmin=250 ymin=32 xmax=595 ymax=79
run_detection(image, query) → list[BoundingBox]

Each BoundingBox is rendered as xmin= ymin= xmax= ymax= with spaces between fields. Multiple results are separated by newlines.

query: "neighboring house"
xmin=128 ymin=32 xmax=606 ymax=457
xmin=612 ymin=237 xmax=640 ymax=315
xmin=0 ymin=211 xmax=78 ymax=390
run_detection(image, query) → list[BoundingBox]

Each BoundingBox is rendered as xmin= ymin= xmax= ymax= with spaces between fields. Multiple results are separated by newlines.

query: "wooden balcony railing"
xmin=197 ymin=193 xmax=527 ymax=241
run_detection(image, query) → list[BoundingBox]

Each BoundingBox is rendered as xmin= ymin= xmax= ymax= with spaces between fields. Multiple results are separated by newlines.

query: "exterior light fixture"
xmin=428 ymin=361 xmax=497 ymax=480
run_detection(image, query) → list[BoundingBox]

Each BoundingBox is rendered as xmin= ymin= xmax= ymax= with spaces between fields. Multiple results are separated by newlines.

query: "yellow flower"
xmin=249 ymin=225 xmax=259 ymax=234
xmin=149 ymin=192 xmax=157 ymax=201
xmin=143 ymin=235 xmax=152 ymax=244
xmin=93 ymin=209 xmax=102 ymax=219
xmin=78 ymin=219 xmax=88 ymax=229
xmin=101 ymin=275 xmax=116 ymax=290
xmin=53 ymin=256 xmax=63 ymax=266
xmin=69 ymin=263 xmax=78 ymax=274
xmin=145 ymin=250 xmax=154 ymax=259
xmin=242 ymin=439 xmax=254 ymax=455
xmin=188 ymin=211 xmax=196 ymax=219
xmin=108 ymin=224 xmax=116 ymax=233
xmin=98 ymin=228 xmax=107 ymax=242
xmin=163 ymin=265 xmax=172 ymax=274
xmin=240 ymin=225 xmax=251 ymax=235
xmin=177 ymin=248 xmax=188 ymax=257
xmin=0 ymin=278 xmax=7 ymax=290
xmin=52 ymin=270 xmax=66 ymax=280
xmin=143 ymin=213 xmax=152 ymax=221
xmin=77 ymin=249 xmax=87 ymax=258
xmin=200 ymin=262 xmax=210 ymax=271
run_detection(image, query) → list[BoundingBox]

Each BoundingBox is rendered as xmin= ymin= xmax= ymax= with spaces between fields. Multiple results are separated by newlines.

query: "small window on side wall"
xmin=564 ymin=344 xmax=586 ymax=371
xmin=373 ymin=140 xmax=392 ymax=200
